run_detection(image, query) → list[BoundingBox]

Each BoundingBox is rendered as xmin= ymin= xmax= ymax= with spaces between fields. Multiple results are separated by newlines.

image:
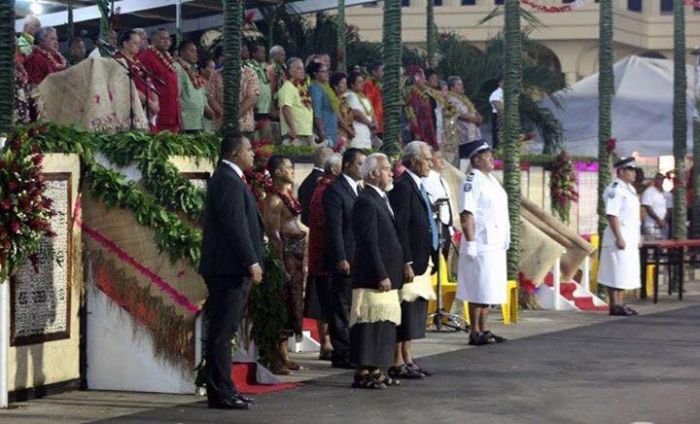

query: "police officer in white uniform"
xmin=456 ymin=139 xmax=510 ymax=346
xmin=597 ymin=157 xmax=641 ymax=316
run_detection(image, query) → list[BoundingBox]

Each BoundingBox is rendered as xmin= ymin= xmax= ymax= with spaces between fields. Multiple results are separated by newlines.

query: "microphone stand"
xmin=428 ymin=198 xmax=470 ymax=333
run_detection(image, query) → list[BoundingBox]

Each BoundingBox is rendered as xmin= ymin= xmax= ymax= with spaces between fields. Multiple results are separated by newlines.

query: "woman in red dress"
xmin=116 ymin=30 xmax=159 ymax=130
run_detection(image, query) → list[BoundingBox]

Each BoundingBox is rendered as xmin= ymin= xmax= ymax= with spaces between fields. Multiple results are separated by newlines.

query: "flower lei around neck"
xmin=149 ymin=47 xmax=175 ymax=72
xmin=354 ymin=91 xmax=374 ymax=117
xmin=293 ymin=79 xmax=312 ymax=109
xmin=35 ymin=46 xmax=67 ymax=73
xmin=319 ymin=81 xmax=340 ymax=112
xmin=175 ymin=56 xmax=204 ymax=89
xmin=247 ymin=60 xmax=269 ymax=85
xmin=275 ymin=186 xmax=303 ymax=216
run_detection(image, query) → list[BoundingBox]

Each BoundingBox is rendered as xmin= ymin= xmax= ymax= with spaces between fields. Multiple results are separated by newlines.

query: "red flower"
xmin=1 ymin=198 xmax=11 ymax=210
xmin=606 ymin=137 xmax=616 ymax=153
xmin=8 ymin=181 xmax=17 ymax=191
xmin=10 ymin=221 xmax=21 ymax=234
xmin=32 ymin=154 xmax=44 ymax=166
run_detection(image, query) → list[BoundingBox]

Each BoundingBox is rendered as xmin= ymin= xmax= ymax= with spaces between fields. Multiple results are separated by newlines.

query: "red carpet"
xmin=544 ymin=274 xmax=608 ymax=311
xmin=232 ymin=363 xmax=300 ymax=395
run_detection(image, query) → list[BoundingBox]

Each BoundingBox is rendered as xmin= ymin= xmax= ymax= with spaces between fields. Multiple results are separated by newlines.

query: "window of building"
xmin=461 ymin=0 xmax=476 ymax=4
xmin=434 ymin=0 xmax=443 ymax=5
xmin=363 ymin=1 xmax=379 ymax=6
xmin=627 ymin=0 xmax=642 ymax=12
xmin=402 ymin=0 xmax=410 ymax=6
xmin=562 ymin=0 xmax=575 ymax=3
xmin=660 ymin=0 xmax=673 ymax=13
xmin=495 ymin=0 xmax=504 ymax=4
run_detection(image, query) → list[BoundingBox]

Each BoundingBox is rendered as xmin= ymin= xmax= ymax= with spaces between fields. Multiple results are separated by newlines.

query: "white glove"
xmin=466 ymin=241 xmax=477 ymax=259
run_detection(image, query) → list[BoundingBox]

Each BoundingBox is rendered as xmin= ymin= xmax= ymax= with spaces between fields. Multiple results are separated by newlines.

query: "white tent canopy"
xmin=535 ymin=55 xmax=698 ymax=157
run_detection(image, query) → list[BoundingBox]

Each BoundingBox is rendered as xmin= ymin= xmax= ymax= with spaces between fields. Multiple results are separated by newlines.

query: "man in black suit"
xmin=298 ymin=146 xmax=333 ymax=226
xmin=349 ymin=152 xmax=404 ymax=389
xmin=323 ymin=148 xmax=365 ymax=369
xmin=388 ymin=140 xmax=438 ymax=379
xmin=199 ymin=134 xmax=263 ymax=410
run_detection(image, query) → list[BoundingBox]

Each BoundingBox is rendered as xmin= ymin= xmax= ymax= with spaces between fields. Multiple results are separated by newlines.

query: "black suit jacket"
xmin=352 ymin=187 xmax=404 ymax=290
xmin=388 ymin=172 xmax=432 ymax=276
xmin=298 ymin=168 xmax=323 ymax=226
xmin=323 ymin=174 xmax=358 ymax=273
xmin=198 ymin=163 xmax=264 ymax=281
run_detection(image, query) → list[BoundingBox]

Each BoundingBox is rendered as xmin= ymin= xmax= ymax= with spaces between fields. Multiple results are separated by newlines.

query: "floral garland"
xmin=550 ymin=150 xmax=579 ymax=223
xmin=275 ymin=188 xmax=303 ymax=216
xmin=175 ymin=57 xmax=205 ymax=89
xmin=15 ymin=52 xmax=29 ymax=86
xmin=355 ymin=91 xmax=374 ymax=118
xmin=116 ymin=52 xmax=150 ymax=83
xmin=246 ymin=59 xmax=269 ymax=85
xmin=521 ymin=0 xmax=590 ymax=13
xmin=320 ymin=81 xmax=340 ymax=113
xmin=685 ymin=0 xmax=700 ymax=7
xmin=33 ymin=46 xmax=68 ymax=73
xmin=293 ymin=79 xmax=312 ymax=109
xmin=0 ymin=135 xmax=57 ymax=279
xmin=148 ymin=46 xmax=175 ymax=73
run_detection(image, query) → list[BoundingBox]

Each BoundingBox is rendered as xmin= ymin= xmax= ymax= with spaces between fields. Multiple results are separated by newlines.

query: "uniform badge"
xmin=608 ymin=190 xmax=616 ymax=199
xmin=464 ymin=183 xmax=472 ymax=192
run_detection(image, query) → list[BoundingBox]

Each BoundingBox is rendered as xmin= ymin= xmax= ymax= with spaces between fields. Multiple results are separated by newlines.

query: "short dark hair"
xmin=267 ymin=154 xmax=292 ymax=175
xmin=178 ymin=40 xmax=196 ymax=55
xmin=342 ymin=148 xmax=364 ymax=170
xmin=306 ymin=61 xmax=324 ymax=78
xmin=118 ymin=29 xmax=138 ymax=49
xmin=249 ymin=43 xmax=264 ymax=55
xmin=424 ymin=68 xmax=438 ymax=80
xmin=347 ymin=71 xmax=363 ymax=88
xmin=220 ymin=132 xmax=244 ymax=159
xmin=330 ymin=72 xmax=347 ymax=89
xmin=369 ymin=62 xmax=383 ymax=73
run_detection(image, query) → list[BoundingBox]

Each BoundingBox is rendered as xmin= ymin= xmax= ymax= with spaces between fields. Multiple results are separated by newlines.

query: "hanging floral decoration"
xmin=550 ymin=150 xmax=579 ymax=223
xmin=606 ymin=137 xmax=616 ymax=154
xmin=0 ymin=132 xmax=57 ymax=279
xmin=684 ymin=0 xmax=700 ymax=8
xmin=521 ymin=0 xmax=591 ymax=13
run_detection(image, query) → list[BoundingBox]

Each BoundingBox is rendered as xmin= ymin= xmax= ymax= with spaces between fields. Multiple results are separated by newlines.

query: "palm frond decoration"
xmin=380 ymin=0 xmax=403 ymax=157
xmin=0 ymin=0 xmax=15 ymax=134
xmin=222 ymin=0 xmax=243 ymax=136
xmin=672 ymin=0 xmax=687 ymax=239
xmin=597 ymin=0 xmax=613 ymax=236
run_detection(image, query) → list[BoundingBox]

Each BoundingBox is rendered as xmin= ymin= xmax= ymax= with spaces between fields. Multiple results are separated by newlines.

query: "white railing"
xmin=552 ymin=258 xmax=561 ymax=311
xmin=1 ymin=278 xmax=9 ymax=408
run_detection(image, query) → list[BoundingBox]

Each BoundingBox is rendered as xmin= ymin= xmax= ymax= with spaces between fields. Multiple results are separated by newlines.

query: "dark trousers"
xmin=491 ymin=112 xmax=499 ymax=150
xmin=329 ymin=273 xmax=353 ymax=362
xmin=205 ymin=277 xmax=251 ymax=400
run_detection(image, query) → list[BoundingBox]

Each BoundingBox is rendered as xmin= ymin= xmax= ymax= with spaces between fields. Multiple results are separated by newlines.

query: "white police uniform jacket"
xmin=456 ymin=169 xmax=511 ymax=304
xmin=597 ymin=178 xmax=641 ymax=290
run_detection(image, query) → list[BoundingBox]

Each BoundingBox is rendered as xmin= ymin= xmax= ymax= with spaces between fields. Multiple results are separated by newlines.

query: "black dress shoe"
xmin=234 ymin=393 xmax=255 ymax=404
xmin=208 ymin=397 xmax=249 ymax=410
xmin=609 ymin=305 xmax=633 ymax=316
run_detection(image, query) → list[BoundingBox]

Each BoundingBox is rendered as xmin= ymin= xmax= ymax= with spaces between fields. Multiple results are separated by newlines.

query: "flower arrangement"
xmin=0 ymin=134 xmax=57 ymax=279
xmin=550 ymin=150 xmax=579 ymax=223
xmin=518 ymin=272 xmax=540 ymax=310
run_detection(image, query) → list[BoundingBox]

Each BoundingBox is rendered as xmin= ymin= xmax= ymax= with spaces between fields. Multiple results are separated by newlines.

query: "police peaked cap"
xmin=613 ymin=157 xmax=638 ymax=169
xmin=459 ymin=139 xmax=492 ymax=159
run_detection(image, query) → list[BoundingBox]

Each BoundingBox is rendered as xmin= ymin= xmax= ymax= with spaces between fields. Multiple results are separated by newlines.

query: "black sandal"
xmin=352 ymin=373 xmax=387 ymax=390
xmin=484 ymin=331 xmax=507 ymax=343
xmin=372 ymin=371 xmax=400 ymax=386
xmin=468 ymin=332 xmax=492 ymax=346
xmin=407 ymin=362 xmax=433 ymax=377
xmin=388 ymin=364 xmax=423 ymax=379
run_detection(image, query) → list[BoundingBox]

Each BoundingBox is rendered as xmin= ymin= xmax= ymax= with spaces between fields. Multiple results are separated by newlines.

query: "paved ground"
xmin=2 ymin=295 xmax=699 ymax=424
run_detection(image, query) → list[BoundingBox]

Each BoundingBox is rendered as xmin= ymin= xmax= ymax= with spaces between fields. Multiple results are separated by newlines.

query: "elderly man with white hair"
xmin=388 ymin=140 xmax=438 ymax=379
xmin=18 ymin=15 xmax=41 ymax=56
xmin=25 ymin=27 xmax=67 ymax=85
xmin=349 ymin=153 xmax=404 ymax=389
